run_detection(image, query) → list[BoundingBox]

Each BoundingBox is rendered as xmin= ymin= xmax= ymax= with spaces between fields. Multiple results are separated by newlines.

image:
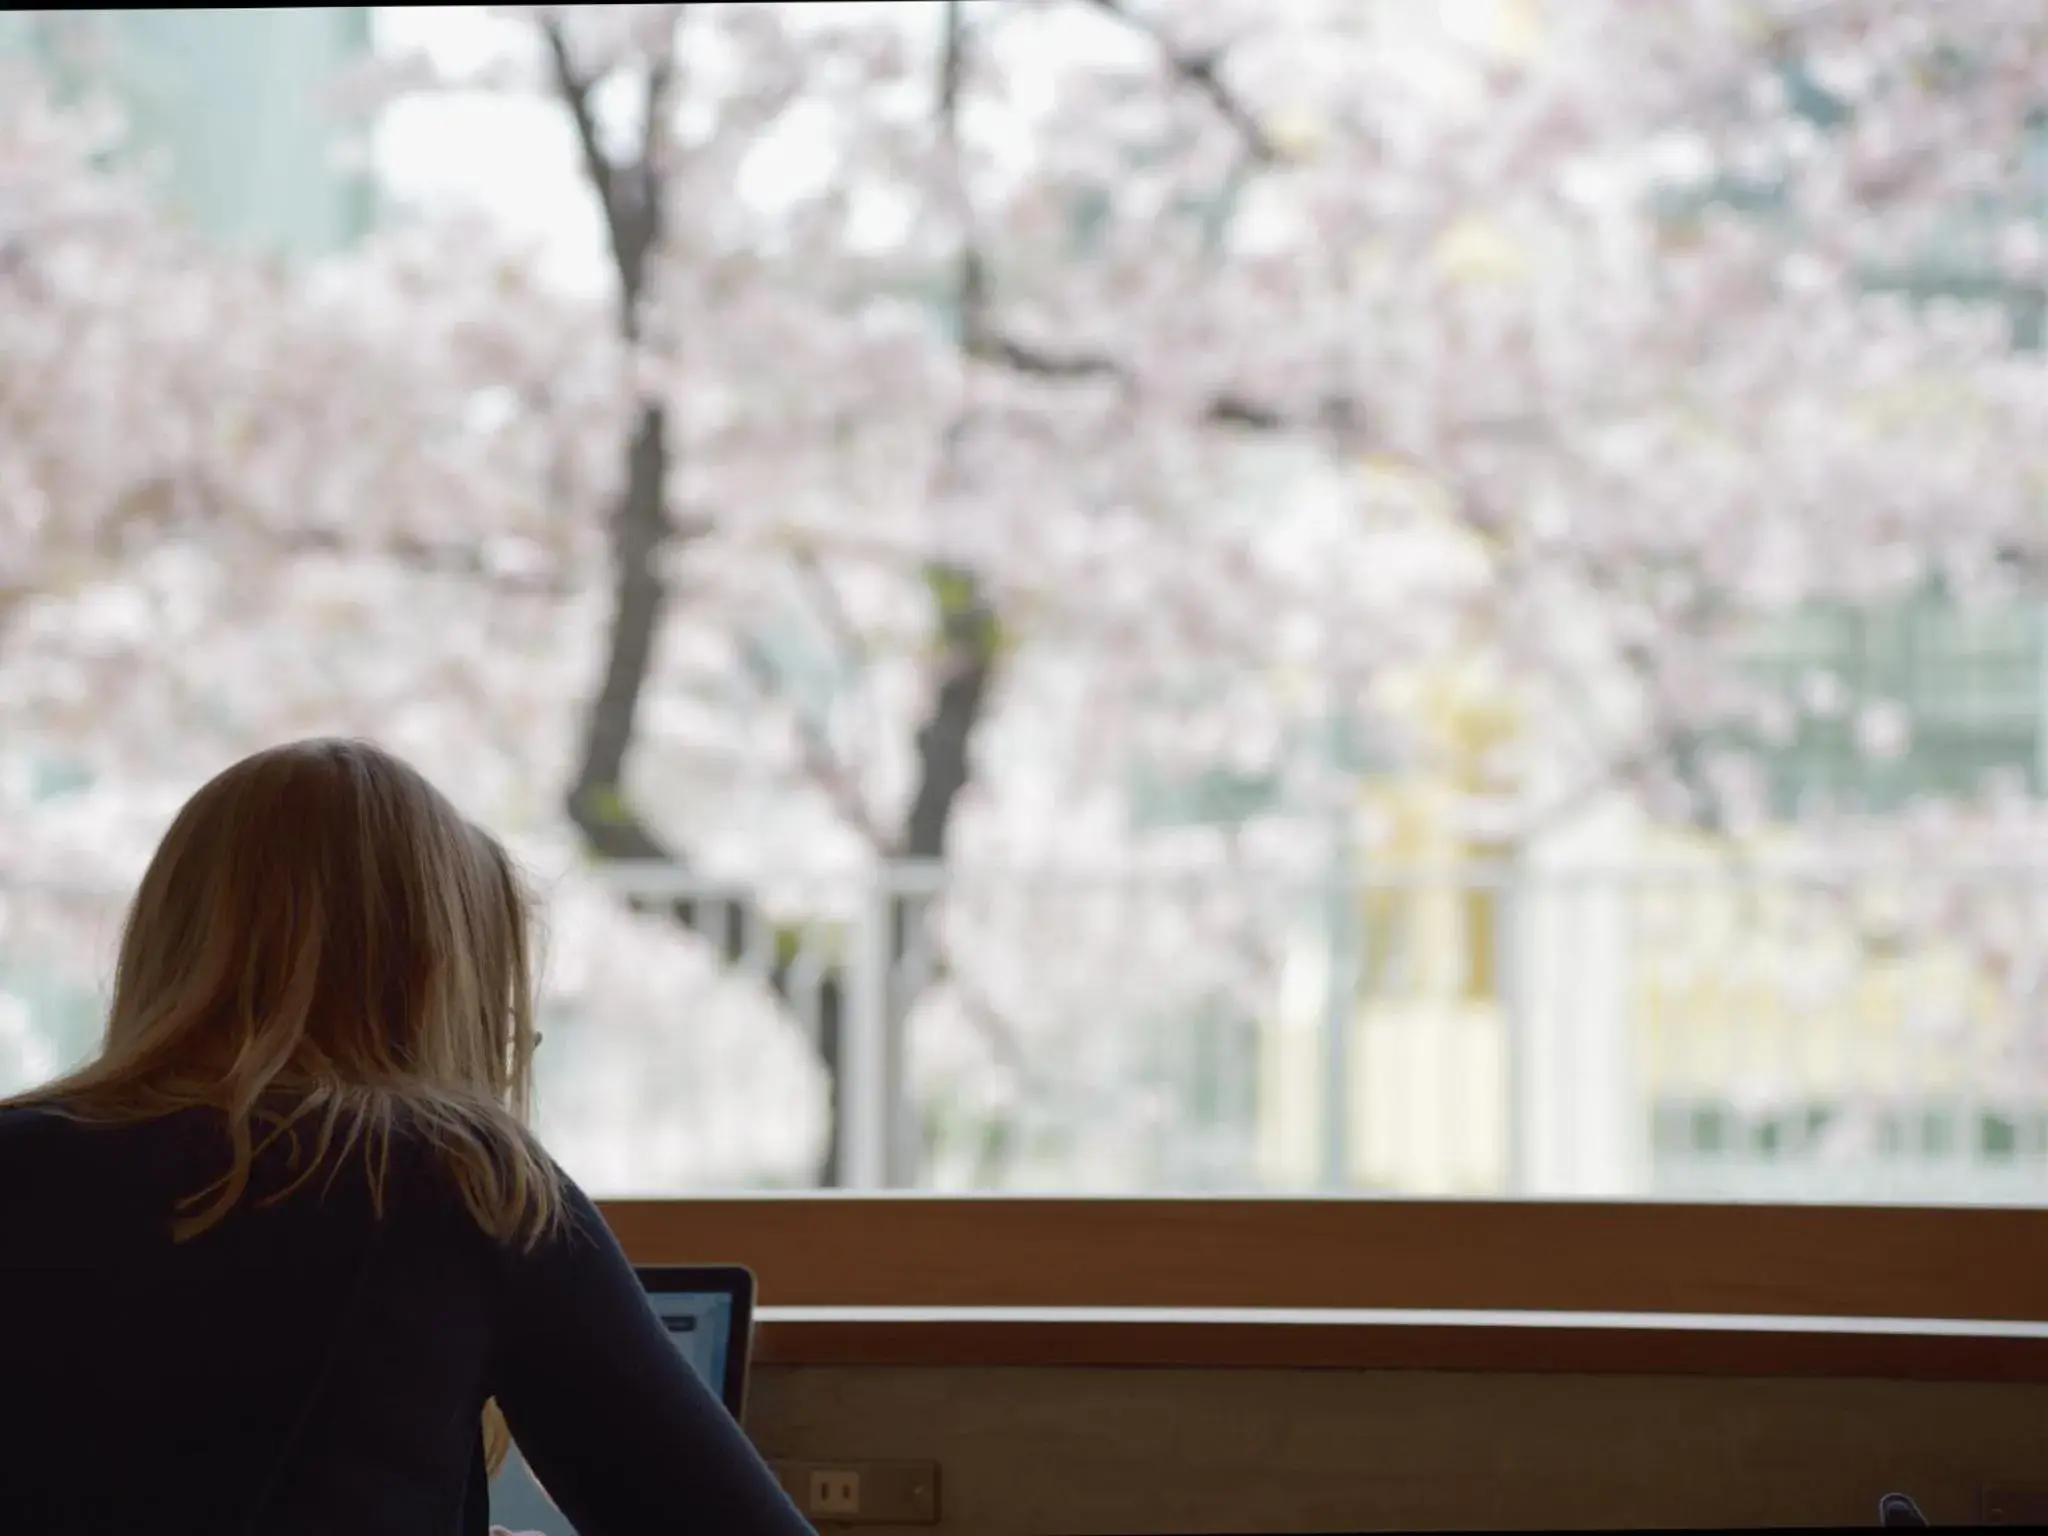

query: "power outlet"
xmin=809 ymin=1469 xmax=861 ymax=1518
xmin=774 ymin=1459 xmax=940 ymax=1525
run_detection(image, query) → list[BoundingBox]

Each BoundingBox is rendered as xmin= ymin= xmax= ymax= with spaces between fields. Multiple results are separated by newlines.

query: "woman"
xmin=0 ymin=739 xmax=815 ymax=1536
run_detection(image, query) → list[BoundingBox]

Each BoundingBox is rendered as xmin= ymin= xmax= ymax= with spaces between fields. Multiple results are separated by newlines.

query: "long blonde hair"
xmin=0 ymin=738 xmax=564 ymax=1474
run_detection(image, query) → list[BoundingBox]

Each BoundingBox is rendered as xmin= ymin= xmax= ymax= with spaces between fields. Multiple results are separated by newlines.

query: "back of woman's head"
xmin=2 ymin=738 xmax=564 ymax=1247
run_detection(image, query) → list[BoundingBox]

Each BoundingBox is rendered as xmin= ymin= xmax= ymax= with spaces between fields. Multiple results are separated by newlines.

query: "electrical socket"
xmin=774 ymin=1459 xmax=940 ymax=1525
xmin=809 ymin=1469 xmax=861 ymax=1518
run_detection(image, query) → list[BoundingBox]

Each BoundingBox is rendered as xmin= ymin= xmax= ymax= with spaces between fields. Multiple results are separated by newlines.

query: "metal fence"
xmin=583 ymin=857 xmax=2048 ymax=1204
xmin=7 ymin=857 xmax=2048 ymax=1203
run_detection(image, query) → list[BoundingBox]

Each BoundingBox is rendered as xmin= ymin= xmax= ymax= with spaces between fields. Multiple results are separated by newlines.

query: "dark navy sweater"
xmin=0 ymin=1104 xmax=814 ymax=1535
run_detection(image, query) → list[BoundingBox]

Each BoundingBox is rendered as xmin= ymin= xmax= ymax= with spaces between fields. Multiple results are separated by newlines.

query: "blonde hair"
xmin=0 ymin=738 xmax=565 ymax=1475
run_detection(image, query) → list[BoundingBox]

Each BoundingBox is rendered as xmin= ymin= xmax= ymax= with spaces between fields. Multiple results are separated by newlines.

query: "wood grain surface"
xmin=749 ymin=1315 xmax=2048 ymax=1381
xmin=596 ymin=1196 xmax=2048 ymax=1321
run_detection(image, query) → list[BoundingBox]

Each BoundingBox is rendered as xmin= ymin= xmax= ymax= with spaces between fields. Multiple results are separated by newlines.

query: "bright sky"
xmin=370 ymin=7 xmax=609 ymax=295
xmin=365 ymin=1 xmax=1519 ymax=297
xmin=368 ymin=4 xmax=967 ymax=296
xmin=371 ymin=4 xmax=974 ymax=294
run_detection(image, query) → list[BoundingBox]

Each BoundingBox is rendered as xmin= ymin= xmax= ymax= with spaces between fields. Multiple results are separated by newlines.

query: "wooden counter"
xmin=598 ymin=1195 xmax=2048 ymax=1385
xmin=598 ymin=1195 xmax=2048 ymax=1322
xmin=597 ymin=1199 xmax=2048 ymax=1529
xmin=749 ymin=1307 xmax=2048 ymax=1383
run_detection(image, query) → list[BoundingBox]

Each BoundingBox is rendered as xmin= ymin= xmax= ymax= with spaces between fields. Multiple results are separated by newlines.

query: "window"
xmin=1745 ymin=591 xmax=2046 ymax=815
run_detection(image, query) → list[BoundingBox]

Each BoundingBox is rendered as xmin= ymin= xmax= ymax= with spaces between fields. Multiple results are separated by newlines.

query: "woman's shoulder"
xmin=0 ymin=1102 xmax=67 ymax=1151
xmin=0 ymin=1101 xmax=203 ymax=1154
xmin=370 ymin=1102 xmax=596 ymax=1249
xmin=0 ymin=1103 xmax=210 ymax=1232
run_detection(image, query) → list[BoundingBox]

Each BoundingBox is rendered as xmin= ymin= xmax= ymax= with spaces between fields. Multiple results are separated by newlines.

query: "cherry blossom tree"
xmin=7 ymin=1 xmax=2048 ymax=1190
xmin=0 ymin=41 xmax=825 ymax=1182
xmin=442 ymin=1 xmax=2048 ymax=1180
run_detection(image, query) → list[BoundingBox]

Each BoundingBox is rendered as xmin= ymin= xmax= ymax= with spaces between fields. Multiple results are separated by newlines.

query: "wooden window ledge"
xmin=600 ymin=1196 xmax=2048 ymax=1382
xmin=749 ymin=1308 xmax=2048 ymax=1383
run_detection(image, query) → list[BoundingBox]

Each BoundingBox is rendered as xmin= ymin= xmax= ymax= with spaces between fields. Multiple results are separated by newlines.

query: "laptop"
xmin=486 ymin=1264 xmax=757 ymax=1535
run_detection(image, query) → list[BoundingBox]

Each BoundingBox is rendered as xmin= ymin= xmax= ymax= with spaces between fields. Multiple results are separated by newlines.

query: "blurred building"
xmin=0 ymin=8 xmax=374 ymax=1099
xmin=1249 ymin=29 xmax=2048 ymax=1205
xmin=7 ymin=7 xmax=374 ymax=260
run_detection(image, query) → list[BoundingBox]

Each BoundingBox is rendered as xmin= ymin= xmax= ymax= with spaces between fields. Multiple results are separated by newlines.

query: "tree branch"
xmin=929 ymin=942 xmax=1038 ymax=1084
xmin=963 ymin=329 xmax=1123 ymax=379
xmin=930 ymin=0 xmax=1353 ymax=430
xmin=939 ymin=0 xmax=980 ymax=342
xmin=789 ymin=546 xmax=867 ymax=675
xmin=736 ymin=633 xmax=886 ymax=846
xmin=544 ymin=15 xmax=675 ymax=330
xmin=640 ymin=14 xmax=678 ymax=204
xmin=279 ymin=527 xmax=578 ymax=600
xmin=542 ymin=22 xmax=619 ymax=245
xmin=967 ymin=323 xmax=1369 ymax=441
xmin=900 ymin=565 xmax=998 ymax=862
xmin=778 ymin=544 xmax=894 ymax=841
xmin=1083 ymin=0 xmax=1280 ymax=164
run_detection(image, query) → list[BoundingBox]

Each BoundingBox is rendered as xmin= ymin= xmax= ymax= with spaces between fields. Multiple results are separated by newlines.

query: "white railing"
xmin=573 ymin=857 xmax=2048 ymax=1202
xmin=9 ymin=858 xmax=2048 ymax=1203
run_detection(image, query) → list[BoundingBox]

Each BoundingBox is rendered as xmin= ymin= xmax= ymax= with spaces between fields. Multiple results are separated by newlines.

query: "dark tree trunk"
xmin=569 ymin=405 xmax=669 ymax=834
xmin=562 ymin=550 xmax=997 ymax=1188
xmin=551 ymin=11 xmax=1003 ymax=1188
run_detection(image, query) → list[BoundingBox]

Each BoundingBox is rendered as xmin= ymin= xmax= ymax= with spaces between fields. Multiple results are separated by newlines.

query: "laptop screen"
xmin=647 ymin=1287 xmax=737 ymax=1405
xmin=487 ymin=1270 xmax=754 ymax=1534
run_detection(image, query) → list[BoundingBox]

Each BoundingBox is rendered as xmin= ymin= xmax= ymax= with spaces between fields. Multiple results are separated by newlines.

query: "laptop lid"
xmin=635 ymin=1263 xmax=756 ymax=1418
xmin=486 ymin=1264 xmax=757 ymax=1535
